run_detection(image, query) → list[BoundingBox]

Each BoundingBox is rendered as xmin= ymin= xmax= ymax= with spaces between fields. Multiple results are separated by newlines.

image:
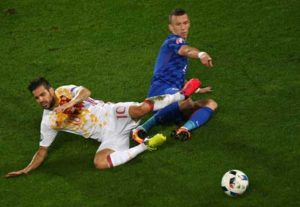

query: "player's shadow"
xmin=39 ymin=133 xmax=99 ymax=175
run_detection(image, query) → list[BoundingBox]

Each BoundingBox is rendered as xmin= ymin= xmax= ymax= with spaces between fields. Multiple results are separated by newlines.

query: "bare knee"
xmin=206 ymin=99 xmax=218 ymax=111
xmin=94 ymin=160 xmax=109 ymax=170
xmin=178 ymin=98 xmax=194 ymax=110
xmin=94 ymin=149 xmax=114 ymax=170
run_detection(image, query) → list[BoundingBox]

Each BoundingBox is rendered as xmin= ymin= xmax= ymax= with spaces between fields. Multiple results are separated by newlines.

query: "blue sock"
xmin=183 ymin=107 xmax=214 ymax=131
xmin=154 ymin=102 xmax=183 ymax=124
xmin=139 ymin=116 xmax=157 ymax=132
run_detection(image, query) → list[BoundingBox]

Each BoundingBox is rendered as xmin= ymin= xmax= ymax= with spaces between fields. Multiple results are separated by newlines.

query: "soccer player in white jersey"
xmin=6 ymin=77 xmax=201 ymax=177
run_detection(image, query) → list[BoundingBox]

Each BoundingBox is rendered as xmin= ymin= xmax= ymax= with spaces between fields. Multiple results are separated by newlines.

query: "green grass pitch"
xmin=0 ymin=0 xmax=299 ymax=206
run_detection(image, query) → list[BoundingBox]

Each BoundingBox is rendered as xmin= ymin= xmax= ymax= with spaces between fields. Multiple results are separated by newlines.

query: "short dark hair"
xmin=28 ymin=77 xmax=52 ymax=92
xmin=169 ymin=8 xmax=187 ymax=23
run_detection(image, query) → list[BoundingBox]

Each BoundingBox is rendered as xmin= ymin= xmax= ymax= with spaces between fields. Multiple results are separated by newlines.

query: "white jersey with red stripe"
xmin=39 ymin=85 xmax=137 ymax=148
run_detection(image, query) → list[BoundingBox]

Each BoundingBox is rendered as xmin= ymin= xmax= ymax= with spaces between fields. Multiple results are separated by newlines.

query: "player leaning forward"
xmin=6 ymin=77 xmax=201 ymax=177
xmin=132 ymin=8 xmax=217 ymax=142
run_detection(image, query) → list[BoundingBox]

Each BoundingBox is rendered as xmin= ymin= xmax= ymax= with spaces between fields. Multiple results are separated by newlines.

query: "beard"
xmin=42 ymin=97 xmax=56 ymax=109
xmin=49 ymin=97 xmax=56 ymax=109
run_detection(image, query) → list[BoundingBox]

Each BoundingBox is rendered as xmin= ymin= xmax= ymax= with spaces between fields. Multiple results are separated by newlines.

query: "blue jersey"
xmin=148 ymin=34 xmax=188 ymax=97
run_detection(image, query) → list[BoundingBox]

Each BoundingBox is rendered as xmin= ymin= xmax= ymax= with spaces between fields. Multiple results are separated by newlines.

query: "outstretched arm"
xmin=54 ymin=86 xmax=91 ymax=113
xmin=178 ymin=45 xmax=213 ymax=68
xmin=5 ymin=146 xmax=48 ymax=178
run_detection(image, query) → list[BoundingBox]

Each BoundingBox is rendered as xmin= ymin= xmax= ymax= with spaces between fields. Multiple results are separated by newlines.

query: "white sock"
xmin=108 ymin=144 xmax=147 ymax=167
xmin=146 ymin=92 xmax=184 ymax=111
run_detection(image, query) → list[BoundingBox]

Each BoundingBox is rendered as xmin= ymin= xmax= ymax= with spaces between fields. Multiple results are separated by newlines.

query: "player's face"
xmin=32 ymin=85 xmax=56 ymax=109
xmin=169 ymin=14 xmax=190 ymax=39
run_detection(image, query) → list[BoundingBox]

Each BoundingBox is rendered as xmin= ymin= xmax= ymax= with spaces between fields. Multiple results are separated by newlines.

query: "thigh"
xmin=97 ymin=102 xmax=140 ymax=152
xmin=112 ymin=102 xmax=140 ymax=131
xmin=96 ymin=132 xmax=129 ymax=152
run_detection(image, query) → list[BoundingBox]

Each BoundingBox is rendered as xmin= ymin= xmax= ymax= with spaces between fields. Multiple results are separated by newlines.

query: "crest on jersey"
xmin=176 ymin=38 xmax=184 ymax=44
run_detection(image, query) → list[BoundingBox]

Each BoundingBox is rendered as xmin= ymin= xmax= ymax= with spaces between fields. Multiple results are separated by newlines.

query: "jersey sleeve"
xmin=55 ymin=85 xmax=81 ymax=99
xmin=167 ymin=37 xmax=187 ymax=54
xmin=40 ymin=118 xmax=58 ymax=147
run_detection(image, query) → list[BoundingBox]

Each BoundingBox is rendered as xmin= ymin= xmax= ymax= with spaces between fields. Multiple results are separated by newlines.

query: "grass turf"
xmin=0 ymin=0 xmax=299 ymax=206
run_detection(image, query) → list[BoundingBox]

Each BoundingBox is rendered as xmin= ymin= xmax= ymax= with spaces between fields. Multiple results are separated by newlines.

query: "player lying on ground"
xmin=5 ymin=77 xmax=201 ymax=177
xmin=131 ymin=8 xmax=218 ymax=142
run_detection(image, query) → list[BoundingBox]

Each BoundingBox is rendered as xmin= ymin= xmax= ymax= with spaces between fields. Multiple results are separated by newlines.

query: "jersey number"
xmin=116 ymin=106 xmax=127 ymax=119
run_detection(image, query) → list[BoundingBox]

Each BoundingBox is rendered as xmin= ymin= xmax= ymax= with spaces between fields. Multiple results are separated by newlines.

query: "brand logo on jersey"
xmin=176 ymin=38 xmax=184 ymax=44
xmin=182 ymin=65 xmax=187 ymax=73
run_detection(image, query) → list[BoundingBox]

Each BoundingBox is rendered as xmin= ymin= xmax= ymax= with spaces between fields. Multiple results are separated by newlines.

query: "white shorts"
xmin=96 ymin=102 xmax=140 ymax=152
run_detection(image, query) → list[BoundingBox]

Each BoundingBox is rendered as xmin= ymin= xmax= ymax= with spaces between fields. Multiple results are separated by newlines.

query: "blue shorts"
xmin=148 ymin=83 xmax=180 ymax=97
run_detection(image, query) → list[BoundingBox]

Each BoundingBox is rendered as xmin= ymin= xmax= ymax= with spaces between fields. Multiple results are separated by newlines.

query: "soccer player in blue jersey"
xmin=131 ymin=8 xmax=218 ymax=142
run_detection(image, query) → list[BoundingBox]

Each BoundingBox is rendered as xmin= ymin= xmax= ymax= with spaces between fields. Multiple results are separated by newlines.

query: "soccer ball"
xmin=221 ymin=170 xmax=249 ymax=197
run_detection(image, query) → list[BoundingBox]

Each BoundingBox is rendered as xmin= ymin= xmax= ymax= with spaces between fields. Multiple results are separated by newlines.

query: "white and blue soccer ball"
xmin=221 ymin=169 xmax=249 ymax=197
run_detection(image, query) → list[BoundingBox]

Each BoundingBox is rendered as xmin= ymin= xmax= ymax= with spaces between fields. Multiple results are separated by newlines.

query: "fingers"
xmin=205 ymin=86 xmax=213 ymax=92
xmin=206 ymin=54 xmax=213 ymax=67
xmin=200 ymin=56 xmax=213 ymax=68
xmin=54 ymin=102 xmax=74 ymax=114
xmin=197 ymin=86 xmax=213 ymax=94
xmin=208 ymin=58 xmax=213 ymax=67
xmin=54 ymin=106 xmax=67 ymax=113
xmin=5 ymin=173 xmax=16 ymax=178
xmin=205 ymin=60 xmax=212 ymax=68
xmin=55 ymin=108 xmax=63 ymax=113
xmin=5 ymin=171 xmax=24 ymax=178
xmin=199 ymin=53 xmax=213 ymax=68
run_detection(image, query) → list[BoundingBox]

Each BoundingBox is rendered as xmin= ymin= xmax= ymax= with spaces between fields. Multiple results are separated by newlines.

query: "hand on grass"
xmin=5 ymin=169 xmax=27 ymax=178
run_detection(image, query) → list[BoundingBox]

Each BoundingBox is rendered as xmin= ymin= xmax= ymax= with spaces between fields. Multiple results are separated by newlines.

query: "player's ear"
xmin=49 ymin=87 xmax=55 ymax=96
xmin=168 ymin=24 xmax=174 ymax=33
